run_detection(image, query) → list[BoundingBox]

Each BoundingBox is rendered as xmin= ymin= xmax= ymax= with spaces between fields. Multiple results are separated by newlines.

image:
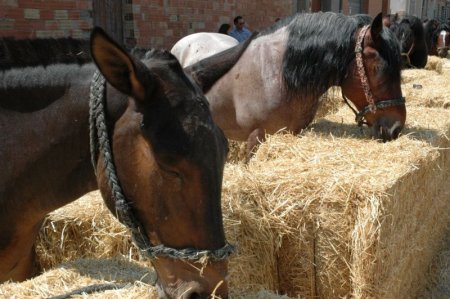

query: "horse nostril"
xmin=389 ymin=121 xmax=403 ymax=140
xmin=187 ymin=292 xmax=202 ymax=299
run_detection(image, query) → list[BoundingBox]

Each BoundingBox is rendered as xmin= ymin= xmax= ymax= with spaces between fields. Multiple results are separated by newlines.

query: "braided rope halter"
xmin=343 ymin=25 xmax=405 ymax=127
xmin=89 ymin=70 xmax=235 ymax=262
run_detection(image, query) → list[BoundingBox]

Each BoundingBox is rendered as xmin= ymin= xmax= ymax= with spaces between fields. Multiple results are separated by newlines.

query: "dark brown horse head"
xmin=90 ymin=27 xmax=230 ymax=299
xmin=341 ymin=13 xmax=406 ymax=142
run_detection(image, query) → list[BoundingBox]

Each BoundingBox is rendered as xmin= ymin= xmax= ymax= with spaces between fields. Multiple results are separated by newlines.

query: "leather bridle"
xmin=343 ymin=25 xmax=405 ymax=127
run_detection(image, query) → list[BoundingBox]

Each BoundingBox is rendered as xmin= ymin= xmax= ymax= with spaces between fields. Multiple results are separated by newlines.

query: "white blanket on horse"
xmin=171 ymin=32 xmax=238 ymax=67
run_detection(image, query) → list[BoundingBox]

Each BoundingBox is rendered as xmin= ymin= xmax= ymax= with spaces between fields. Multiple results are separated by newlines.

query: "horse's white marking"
xmin=440 ymin=30 xmax=447 ymax=48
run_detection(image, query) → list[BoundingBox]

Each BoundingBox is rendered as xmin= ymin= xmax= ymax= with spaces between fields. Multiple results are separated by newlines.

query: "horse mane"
xmin=275 ymin=12 xmax=392 ymax=99
xmin=0 ymin=37 xmax=92 ymax=70
xmin=351 ymin=14 xmax=372 ymax=25
xmin=0 ymin=63 xmax=95 ymax=89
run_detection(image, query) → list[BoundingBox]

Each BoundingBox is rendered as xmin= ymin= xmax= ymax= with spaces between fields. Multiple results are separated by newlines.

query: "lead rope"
xmin=401 ymin=41 xmax=416 ymax=68
xmin=89 ymin=70 xmax=235 ymax=261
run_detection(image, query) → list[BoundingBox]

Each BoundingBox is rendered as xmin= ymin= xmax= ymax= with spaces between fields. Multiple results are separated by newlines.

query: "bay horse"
xmin=389 ymin=15 xmax=428 ymax=68
xmin=424 ymin=19 xmax=450 ymax=58
xmin=0 ymin=27 xmax=252 ymax=298
xmin=180 ymin=12 xmax=406 ymax=158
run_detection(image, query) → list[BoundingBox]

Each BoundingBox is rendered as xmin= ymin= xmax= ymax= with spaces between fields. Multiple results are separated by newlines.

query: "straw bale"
xmin=402 ymin=69 xmax=450 ymax=109
xmin=0 ymin=257 xmax=157 ymax=299
xmin=424 ymin=55 xmax=445 ymax=73
xmin=227 ymin=140 xmax=248 ymax=164
xmin=35 ymin=192 xmax=151 ymax=271
xmin=316 ymin=86 xmax=344 ymax=118
xmin=417 ymin=223 xmax=450 ymax=299
xmin=227 ymin=86 xmax=344 ymax=164
xmin=0 ymin=256 xmax=292 ymax=299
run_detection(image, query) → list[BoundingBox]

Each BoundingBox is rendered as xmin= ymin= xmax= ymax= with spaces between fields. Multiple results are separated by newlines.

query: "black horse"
xmin=389 ymin=15 xmax=428 ymax=68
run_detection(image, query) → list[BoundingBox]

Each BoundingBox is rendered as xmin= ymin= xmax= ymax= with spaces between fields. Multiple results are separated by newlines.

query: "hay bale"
xmin=224 ymin=104 xmax=447 ymax=297
xmin=0 ymin=257 xmax=157 ymax=299
xmin=0 ymin=257 xmax=291 ymax=299
xmin=402 ymin=68 xmax=450 ymax=109
xmin=35 ymin=192 xmax=150 ymax=271
xmin=226 ymin=86 xmax=345 ymax=165
xmin=227 ymin=140 xmax=248 ymax=164
xmin=425 ymin=55 xmax=444 ymax=73
xmin=417 ymin=223 xmax=450 ymax=299
xmin=316 ymin=87 xmax=344 ymax=119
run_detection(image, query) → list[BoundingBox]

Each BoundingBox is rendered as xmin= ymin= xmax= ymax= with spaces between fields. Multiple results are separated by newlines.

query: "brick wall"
xmin=0 ymin=0 xmax=295 ymax=48
xmin=130 ymin=0 xmax=295 ymax=49
xmin=0 ymin=0 xmax=92 ymax=39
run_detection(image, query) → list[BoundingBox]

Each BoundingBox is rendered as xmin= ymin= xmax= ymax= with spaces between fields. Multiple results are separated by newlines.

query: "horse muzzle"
xmin=438 ymin=47 xmax=449 ymax=58
xmin=371 ymin=119 xmax=404 ymax=142
xmin=153 ymin=258 xmax=229 ymax=299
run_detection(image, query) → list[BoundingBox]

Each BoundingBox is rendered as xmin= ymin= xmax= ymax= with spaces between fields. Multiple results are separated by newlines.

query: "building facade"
xmin=0 ymin=0 xmax=448 ymax=50
xmin=0 ymin=0 xmax=296 ymax=49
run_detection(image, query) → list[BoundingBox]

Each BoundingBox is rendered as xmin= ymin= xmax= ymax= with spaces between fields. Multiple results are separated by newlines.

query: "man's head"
xmin=234 ymin=16 xmax=245 ymax=31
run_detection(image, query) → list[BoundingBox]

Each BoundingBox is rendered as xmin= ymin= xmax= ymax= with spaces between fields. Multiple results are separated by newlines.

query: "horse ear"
xmin=371 ymin=13 xmax=383 ymax=42
xmin=90 ymin=27 xmax=146 ymax=100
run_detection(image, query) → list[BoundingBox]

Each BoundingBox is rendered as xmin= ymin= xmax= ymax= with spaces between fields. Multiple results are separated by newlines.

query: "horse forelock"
xmin=281 ymin=12 xmax=359 ymax=98
xmin=377 ymin=28 xmax=402 ymax=81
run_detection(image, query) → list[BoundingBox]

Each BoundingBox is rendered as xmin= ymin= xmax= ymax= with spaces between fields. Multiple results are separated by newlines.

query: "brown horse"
xmin=184 ymin=12 xmax=406 ymax=158
xmin=0 ymin=27 xmax=251 ymax=298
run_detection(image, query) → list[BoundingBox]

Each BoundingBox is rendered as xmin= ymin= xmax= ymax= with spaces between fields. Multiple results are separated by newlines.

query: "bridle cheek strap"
xmin=354 ymin=25 xmax=376 ymax=113
xmin=343 ymin=25 xmax=405 ymax=127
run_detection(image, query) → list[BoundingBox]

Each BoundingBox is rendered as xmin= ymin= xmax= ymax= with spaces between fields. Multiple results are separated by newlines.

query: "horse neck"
xmin=0 ymin=64 xmax=128 ymax=215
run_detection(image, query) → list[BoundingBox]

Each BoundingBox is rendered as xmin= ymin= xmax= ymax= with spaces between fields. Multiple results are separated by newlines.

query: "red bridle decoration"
xmin=354 ymin=25 xmax=377 ymax=113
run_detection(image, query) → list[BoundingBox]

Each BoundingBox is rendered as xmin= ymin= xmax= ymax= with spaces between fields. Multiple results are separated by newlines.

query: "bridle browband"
xmin=342 ymin=24 xmax=405 ymax=127
xmin=89 ymin=70 xmax=235 ymax=262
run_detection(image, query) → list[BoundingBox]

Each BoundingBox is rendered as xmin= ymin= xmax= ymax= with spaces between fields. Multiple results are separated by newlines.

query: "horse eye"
xmin=157 ymin=161 xmax=183 ymax=180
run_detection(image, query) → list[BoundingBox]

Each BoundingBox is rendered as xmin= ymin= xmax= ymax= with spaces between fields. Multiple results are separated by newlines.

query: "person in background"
xmin=229 ymin=16 xmax=252 ymax=43
xmin=218 ymin=23 xmax=231 ymax=34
